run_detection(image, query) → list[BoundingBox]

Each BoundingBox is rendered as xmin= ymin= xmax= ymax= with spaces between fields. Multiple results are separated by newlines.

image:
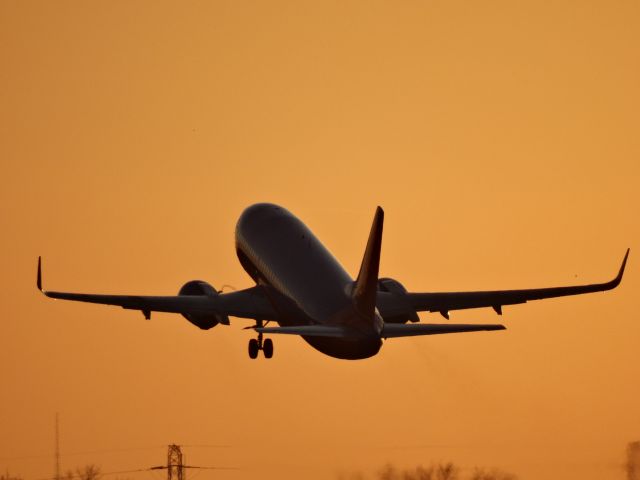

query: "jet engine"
xmin=377 ymin=277 xmax=420 ymax=323
xmin=178 ymin=280 xmax=230 ymax=329
xmin=378 ymin=277 xmax=409 ymax=296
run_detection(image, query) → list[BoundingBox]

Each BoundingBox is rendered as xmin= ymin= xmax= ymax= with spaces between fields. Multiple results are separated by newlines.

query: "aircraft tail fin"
xmin=352 ymin=206 xmax=384 ymax=319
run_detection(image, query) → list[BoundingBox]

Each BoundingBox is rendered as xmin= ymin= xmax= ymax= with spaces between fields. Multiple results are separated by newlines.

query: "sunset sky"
xmin=1 ymin=1 xmax=638 ymax=479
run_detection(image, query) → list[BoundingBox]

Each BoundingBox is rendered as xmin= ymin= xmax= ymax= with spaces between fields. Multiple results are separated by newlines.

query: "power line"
xmin=177 ymin=446 xmax=231 ymax=450
xmin=32 ymin=444 xmax=238 ymax=480
xmin=35 ymin=468 xmax=152 ymax=480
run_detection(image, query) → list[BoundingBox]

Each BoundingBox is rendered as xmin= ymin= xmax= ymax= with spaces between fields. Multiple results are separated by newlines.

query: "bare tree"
xmin=407 ymin=465 xmax=434 ymax=480
xmin=434 ymin=462 xmax=458 ymax=480
xmin=469 ymin=468 xmax=517 ymax=480
xmin=375 ymin=463 xmax=458 ymax=480
xmin=0 ymin=473 xmax=23 ymax=480
xmin=343 ymin=462 xmax=515 ymax=480
xmin=74 ymin=465 xmax=101 ymax=480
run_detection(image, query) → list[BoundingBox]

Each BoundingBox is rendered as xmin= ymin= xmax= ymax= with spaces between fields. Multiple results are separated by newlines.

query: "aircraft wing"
xmin=36 ymin=258 xmax=279 ymax=321
xmin=407 ymin=249 xmax=629 ymax=318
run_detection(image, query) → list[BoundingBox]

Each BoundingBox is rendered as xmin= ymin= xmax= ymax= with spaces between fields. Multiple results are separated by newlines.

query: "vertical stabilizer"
xmin=352 ymin=207 xmax=384 ymax=320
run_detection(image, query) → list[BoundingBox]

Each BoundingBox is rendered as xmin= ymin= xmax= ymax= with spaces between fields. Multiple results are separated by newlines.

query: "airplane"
xmin=37 ymin=203 xmax=629 ymax=360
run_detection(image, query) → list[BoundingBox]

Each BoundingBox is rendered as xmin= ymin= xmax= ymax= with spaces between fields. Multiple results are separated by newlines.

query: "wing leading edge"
xmin=406 ymin=249 xmax=629 ymax=317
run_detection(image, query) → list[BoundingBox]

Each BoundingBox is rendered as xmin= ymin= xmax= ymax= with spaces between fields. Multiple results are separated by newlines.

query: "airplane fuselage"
xmin=235 ymin=203 xmax=382 ymax=359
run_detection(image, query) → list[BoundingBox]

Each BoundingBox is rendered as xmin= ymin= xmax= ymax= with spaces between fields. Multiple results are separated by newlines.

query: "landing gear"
xmin=263 ymin=338 xmax=274 ymax=359
xmin=248 ymin=338 xmax=259 ymax=359
xmin=247 ymin=320 xmax=274 ymax=359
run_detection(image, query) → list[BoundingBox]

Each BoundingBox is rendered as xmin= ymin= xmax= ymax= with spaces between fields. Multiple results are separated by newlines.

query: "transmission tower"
xmin=149 ymin=444 xmax=233 ymax=479
xmin=167 ymin=444 xmax=184 ymax=480
xmin=628 ymin=441 xmax=640 ymax=480
xmin=54 ymin=413 xmax=60 ymax=480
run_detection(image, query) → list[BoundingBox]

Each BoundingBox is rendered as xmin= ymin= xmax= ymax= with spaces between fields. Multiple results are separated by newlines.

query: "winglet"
xmin=37 ymin=256 xmax=43 ymax=292
xmin=612 ymin=248 xmax=630 ymax=287
xmin=352 ymin=206 xmax=384 ymax=319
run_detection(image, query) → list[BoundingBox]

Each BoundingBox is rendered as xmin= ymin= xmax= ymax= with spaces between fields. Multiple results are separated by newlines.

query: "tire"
xmin=263 ymin=338 xmax=274 ymax=359
xmin=248 ymin=338 xmax=259 ymax=359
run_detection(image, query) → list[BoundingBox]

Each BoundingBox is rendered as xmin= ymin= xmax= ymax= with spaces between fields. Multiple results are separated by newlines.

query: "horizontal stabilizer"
xmin=381 ymin=323 xmax=505 ymax=338
xmin=255 ymin=325 xmax=350 ymax=338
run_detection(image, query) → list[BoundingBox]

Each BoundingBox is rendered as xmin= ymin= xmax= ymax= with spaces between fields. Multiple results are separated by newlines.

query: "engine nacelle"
xmin=378 ymin=277 xmax=409 ymax=295
xmin=377 ymin=277 xmax=420 ymax=323
xmin=178 ymin=280 xmax=230 ymax=330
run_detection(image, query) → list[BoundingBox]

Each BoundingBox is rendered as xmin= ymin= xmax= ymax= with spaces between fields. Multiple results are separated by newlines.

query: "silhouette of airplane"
xmin=37 ymin=203 xmax=629 ymax=360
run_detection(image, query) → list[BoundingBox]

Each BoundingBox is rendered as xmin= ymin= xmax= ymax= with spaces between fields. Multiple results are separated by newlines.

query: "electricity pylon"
xmin=151 ymin=444 xmax=223 ymax=480
xmin=167 ymin=444 xmax=183 ymax=480
xmin=54 ymin=414 xmax=60 ymax=480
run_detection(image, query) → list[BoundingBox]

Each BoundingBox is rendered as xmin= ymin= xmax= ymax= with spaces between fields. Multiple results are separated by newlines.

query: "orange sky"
xmin=1 ymin=1 xmax=638 ymax=479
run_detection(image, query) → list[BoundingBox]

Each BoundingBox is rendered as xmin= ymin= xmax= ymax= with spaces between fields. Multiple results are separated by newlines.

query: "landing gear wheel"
xmin=263 ymin=338 xmax=274 ymax=359
xmin=248 ymin=338 xmax=259 ymax=359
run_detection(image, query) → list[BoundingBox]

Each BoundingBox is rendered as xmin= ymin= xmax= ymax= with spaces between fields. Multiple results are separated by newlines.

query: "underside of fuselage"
xmin=301 ymin=335 xmax=382 ymax=360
